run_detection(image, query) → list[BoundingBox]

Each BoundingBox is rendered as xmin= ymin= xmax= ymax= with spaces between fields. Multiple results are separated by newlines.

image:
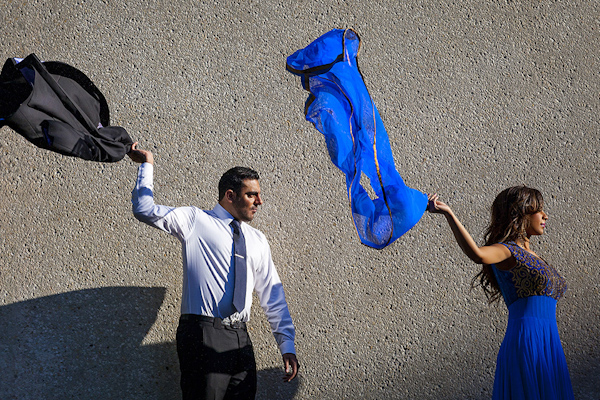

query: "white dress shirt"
xmin=132 ymin=163 xmax=296 ymax=355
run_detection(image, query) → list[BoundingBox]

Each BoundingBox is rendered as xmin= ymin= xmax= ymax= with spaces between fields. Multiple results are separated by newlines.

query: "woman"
xmin=428 ymin=186 xmax=574 ymax=399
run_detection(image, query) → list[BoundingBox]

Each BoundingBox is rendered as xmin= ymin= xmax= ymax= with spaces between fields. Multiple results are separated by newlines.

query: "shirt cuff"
xmin=279 ymin=340 xmax=296 ymax=355
xmin=137 ymin=162 xmax=154 ymax=184
xmin=140 ymin=161 xmax=153 ymax=174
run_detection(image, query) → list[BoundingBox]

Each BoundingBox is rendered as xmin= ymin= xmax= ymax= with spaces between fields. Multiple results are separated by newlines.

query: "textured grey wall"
xmin=1 ymin=1 xmax=599 ymax=399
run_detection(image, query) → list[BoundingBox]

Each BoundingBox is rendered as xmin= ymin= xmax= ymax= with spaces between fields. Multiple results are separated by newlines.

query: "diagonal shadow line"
xmin=0 ymin=287 xmax=302 ymax=400
xmin=256 ymin=367 xmax=301 ymax=400
xmin=0 ymin=286 xmax=180 ymax=400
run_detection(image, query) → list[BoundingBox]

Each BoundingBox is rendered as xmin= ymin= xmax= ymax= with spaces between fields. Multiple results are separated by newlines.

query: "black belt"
xmin=179 ymin=314 xmax=247 ymax=329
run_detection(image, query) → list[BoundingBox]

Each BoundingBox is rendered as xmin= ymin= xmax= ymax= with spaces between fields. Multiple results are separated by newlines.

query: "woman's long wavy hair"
xmin=472 ymin=185 xmax=544 ymax=303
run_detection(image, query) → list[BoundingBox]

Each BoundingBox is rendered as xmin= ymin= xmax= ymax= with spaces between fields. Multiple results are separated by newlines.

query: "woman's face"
xmin=525 ymin=210 xmax=548 ymax=236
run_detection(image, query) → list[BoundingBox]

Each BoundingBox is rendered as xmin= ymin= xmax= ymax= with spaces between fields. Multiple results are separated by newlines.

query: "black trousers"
xmin=176 ymin=315 xmax=257 ymax=400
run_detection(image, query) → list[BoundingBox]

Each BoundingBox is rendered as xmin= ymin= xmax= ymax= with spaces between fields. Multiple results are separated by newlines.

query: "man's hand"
xmin=127 ymin=142 xmax=154 ymax=164
xmin=282 ymin=353 xmax=299 ymax=382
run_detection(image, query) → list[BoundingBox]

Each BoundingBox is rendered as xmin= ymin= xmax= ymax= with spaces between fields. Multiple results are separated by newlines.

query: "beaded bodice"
xmin=492 ymin=242 xmax=567 ymax=307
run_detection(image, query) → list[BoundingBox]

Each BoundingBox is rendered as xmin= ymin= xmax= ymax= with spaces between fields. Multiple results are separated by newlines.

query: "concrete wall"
xmin=1 ymin=1 xmax=598 ymax=399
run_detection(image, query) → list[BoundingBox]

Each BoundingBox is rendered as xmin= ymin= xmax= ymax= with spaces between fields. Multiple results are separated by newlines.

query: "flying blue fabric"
xmin=286 ymin=28 xmax=427 ymax=249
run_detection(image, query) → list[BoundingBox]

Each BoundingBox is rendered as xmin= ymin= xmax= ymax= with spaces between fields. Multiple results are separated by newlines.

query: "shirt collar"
xmin=212 ymin=203 xmax=236 ymax=225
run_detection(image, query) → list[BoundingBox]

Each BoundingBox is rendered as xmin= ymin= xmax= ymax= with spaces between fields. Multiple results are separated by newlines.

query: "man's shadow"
xmin=256 ymin=367 xmax=301 ymax=400
xmin=0 ymin=286 xmax=180 ymax=400
xmin=0 ymin=287 xmax=300 ymax=400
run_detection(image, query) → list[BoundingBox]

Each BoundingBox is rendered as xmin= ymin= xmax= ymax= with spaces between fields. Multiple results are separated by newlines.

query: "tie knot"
xmin=230 ymin=220 xmax=241 ymax=234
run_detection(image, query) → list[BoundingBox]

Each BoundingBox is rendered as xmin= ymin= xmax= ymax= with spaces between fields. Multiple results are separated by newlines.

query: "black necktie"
xmin=230 ymin=220 xmax=247 ymax=312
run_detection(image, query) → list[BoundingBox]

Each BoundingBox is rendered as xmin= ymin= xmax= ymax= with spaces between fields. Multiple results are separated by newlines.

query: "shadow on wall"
xmin=0 ymin=286 xmax=301 ymax=400
xmin=0 ymin=286 xmax=180 ymax=400
xmin=256 ymin=367 xmax=301 ymax=400
xmin=1 ymin=287 xmax=595 ymax=399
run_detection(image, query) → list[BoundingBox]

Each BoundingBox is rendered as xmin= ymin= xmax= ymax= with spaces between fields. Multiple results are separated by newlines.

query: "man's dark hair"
xmin=218 ymin=167 xmax=260 ymax=200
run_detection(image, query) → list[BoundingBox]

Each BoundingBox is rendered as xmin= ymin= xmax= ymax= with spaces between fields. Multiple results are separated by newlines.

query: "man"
xmin=128 ymin=143 xmax=298 ymax=399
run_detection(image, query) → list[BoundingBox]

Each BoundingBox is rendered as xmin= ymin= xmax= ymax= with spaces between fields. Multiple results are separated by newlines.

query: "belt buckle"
xmin=222 ymin=317 xmax=242 ymax=329
xmin=231 ymin=320 xmax=243 ymax=329
xmin=223 ymin=314 xmax=243 ymax=329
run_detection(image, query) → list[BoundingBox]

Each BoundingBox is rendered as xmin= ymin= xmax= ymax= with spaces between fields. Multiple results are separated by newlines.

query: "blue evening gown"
xmin=492 ymin=242 xmax=574 ymax=400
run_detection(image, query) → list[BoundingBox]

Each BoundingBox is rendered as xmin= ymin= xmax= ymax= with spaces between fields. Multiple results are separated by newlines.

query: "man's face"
xmin=230 ymin=179 xmax=262 ymax=222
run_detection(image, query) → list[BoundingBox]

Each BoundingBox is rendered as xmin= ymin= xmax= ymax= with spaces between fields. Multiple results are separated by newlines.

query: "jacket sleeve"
xmin=131 ymin=163 xmax=195 ymax=240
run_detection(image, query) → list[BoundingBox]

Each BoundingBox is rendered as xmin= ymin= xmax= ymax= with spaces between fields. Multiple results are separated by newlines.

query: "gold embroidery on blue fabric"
xmin=508 ymin=244 xmax=567 ymax=300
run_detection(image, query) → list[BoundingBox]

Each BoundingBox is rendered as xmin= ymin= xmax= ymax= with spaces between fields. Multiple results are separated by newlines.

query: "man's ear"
xmin=224 ymin=189 xmax=237 ymax=203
